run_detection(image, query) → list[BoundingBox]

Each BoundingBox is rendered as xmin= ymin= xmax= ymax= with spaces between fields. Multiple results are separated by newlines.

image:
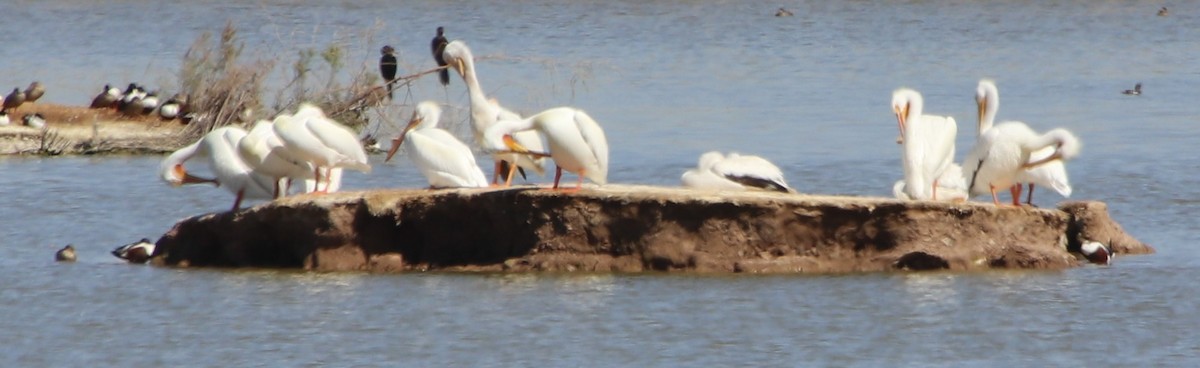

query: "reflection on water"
xmin=2 ymin=0 xmax=1200 ymax=366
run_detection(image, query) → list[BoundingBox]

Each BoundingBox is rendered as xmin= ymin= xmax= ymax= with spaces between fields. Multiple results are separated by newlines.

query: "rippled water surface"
xmin=3 ymin=1 xmax=1200 ymax=366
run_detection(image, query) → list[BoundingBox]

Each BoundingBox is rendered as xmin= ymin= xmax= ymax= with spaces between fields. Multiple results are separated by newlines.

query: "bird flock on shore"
xmin=82 ymin=26 xmax=1106 ymax=265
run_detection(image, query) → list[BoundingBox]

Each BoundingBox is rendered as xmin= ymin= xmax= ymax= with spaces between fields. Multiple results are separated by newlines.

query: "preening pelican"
xmin=682 ymin=151 xmax=792 ymax=192
xmin=892 ymin=88 xmax=957 ymax=200
xmin=272 ymin=103 xmax=371 ymax=193
xmin=485 ymin=107 xmax=608 ymax=190
xmin=976 ymin=80 xmax=1072 ymax=204
xmin=386 ymin=101 xmax=488 ymax=188
xmin=442 ymin=40 xmax=548 ymax=185
xmin=160 ymin=126 xmax=277 ymax=211
xmin=238 ymin=117 xmax=316 ymax=197
xmin=962 ymin=122 xmax=1081 ymax=205
xmin=893 ymin=163 xmax=967 ymax=201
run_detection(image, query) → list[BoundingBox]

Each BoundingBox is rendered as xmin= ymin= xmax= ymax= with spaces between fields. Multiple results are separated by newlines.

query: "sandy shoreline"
xmin=0 ymin=103 xmax=186 ymax=155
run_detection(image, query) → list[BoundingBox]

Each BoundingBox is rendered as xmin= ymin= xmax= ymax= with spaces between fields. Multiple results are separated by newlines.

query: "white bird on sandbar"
xmin=386 ymin=101 xmax=489 ymax=188
xmin=962 ymin=121 xmax=1082 ymax=206
xmin=893 ymin=163 xmax=967 ymax=201
xmin=891 ymin=88 xmax=957 ymax=201
xmin=976 ymin=80 xmax=1072 ymax=205
xmin=160 ymin=126 xmax=277 ymax=211
xmin=484 ymin=107 xmax=608 ymax=190
xmin=442 ymin=40 xmax=548 ymax=185
xmin=238 ymin=117 xmax=327 ymax=197
xmin=272 ymin=103 xmax=371 ymax=193
xmin=682 ymin=151 xmax=793 ymax=192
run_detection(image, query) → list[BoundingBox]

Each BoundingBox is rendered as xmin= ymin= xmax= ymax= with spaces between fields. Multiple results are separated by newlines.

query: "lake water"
xmin=2 ymin=0 xmax=1199 ymax=366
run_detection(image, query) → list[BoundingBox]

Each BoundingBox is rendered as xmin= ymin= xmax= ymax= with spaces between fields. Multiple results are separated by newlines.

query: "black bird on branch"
xmin=380 ymin=45 xmax=399 ymax=100
xmin=431 ymin=26 xmax=450 ymax=86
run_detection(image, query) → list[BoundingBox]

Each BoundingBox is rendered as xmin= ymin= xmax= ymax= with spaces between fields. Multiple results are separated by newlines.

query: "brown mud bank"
xmin=150 ymin=185 xmax=1152 ymax=274
xmin=0 ymin=103 xmax=185 ymax=155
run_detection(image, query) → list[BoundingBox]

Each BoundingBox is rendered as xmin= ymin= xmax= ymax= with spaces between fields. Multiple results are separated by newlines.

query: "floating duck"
xmin=1080 ymin=240 xmax=1113 ymax=265
xmin=24 ymin=81 xmax=44 ymax=103
xmin=1157 ymin=7 xmax=1168 ymax=16
xmin=55 ymin=245 xmax=77 ymax=262
xmin=111 ymin=238 xmax=155 ymax=263
xmin=1122 ymin=83 xmax=1142 ymax=96
xmin=775 ymin=7 xmax=794 ymax=17
xmin=22 ymin=113 xmax=45 ymax=129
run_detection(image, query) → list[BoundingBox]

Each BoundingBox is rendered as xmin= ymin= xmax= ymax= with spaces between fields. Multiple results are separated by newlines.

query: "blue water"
xmin=2 ymin=1 xmax=1199 ymax=366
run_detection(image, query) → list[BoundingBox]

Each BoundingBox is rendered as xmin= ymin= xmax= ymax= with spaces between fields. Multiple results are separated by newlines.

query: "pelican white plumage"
xmin=238 ymin=117 xmax=316 ymax=197
xmin=485 ymin=107 xmax=608 ymax=190
xmin=893 ymin=163 xmax=967 ymax=201
xmin=272 ymin=103 xmax=371 ymax=192
xmin=442 ymin=40 xmax=548 ymax=185
xmin=682 ymin=151 xmax=792 ymax=192
xmin=962 ymin=122 xmax=1082 ymax=205
xmin=892 ymin=88 xmax=957 ymax=201
xmin=386 ymin=101 xmax=488 ymax=188
xmin=160 ymin=126 xmax=277 ymax=211
xmin=976 ymin=80 xmax=1072 ymax=205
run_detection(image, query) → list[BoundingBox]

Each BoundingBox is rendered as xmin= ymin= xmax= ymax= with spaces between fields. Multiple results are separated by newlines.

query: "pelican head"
xmin=387 ymin=101 xmax=441 ymax=162
xmin=976 ymin=79 xmax=998 ymax=131
xmin=697 ymin=151 xmax=725 ymax=170
xmin=165 ymin=164 xmax=219 ymax=187
xmin=1022 ymin=128 xmax=1082 ymax=169
xmin=442 ymin=40 xmax=470 ymax=77
xmin=891 ymin=88 xmax=923 ymax=142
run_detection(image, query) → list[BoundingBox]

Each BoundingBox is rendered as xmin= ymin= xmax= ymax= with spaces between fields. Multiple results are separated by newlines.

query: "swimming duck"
xmin=111 ymin=238 xmax=155 ymax=263
xmin=775 ymin=7 xmax=794 ymax=17
xmin=24 ymin=81 xmax=44 ymax=103
xmin=22 ymin=113 xmax=45 ymax=129
xmin=55 ymin=245 xmax=77 ymax=262
xmin=1157 ymin=7 xmax=1168 ymax=16
xmin=1080 ymin=240 xmax=1113 ymax=265
xmin=1122 ymin=83 xmax=1141 ymax=96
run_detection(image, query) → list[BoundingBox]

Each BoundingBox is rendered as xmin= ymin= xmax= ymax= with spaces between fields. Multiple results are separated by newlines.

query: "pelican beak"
xmin=1022 ymin=149 xmax=1064 ymax=169
xmin=174 ymin=164 xmax=218 ymax=187
xmin=503 ymin=134 xmax=529 ymax=153
xmin=454 ymin=59 xmax=465 ymax=76
xmin=976 ymin=97 xmax=986 ymax=131
xmin=893 ymin=105 xmax=907 ymax=144
xmin=386 ymin=115 xmax=422 ymax=162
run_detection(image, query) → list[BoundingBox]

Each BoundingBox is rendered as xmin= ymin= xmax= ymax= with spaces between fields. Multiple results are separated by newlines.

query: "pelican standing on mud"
xmin=160 ymin=126 xmax=277 ymax=211
xmin=962 ymin=121 xmax=1082 ymax=206
xmin=272 ymin=104 xmax=371 ymax=193
xmin=386 ymin=101 xmax=488 ymax=188
xmin=484 ymin=107 xmax=609 ymax=190
xmin=976 ymin=80 xmax=1072 ymax=205
xmin=891 ymin=88 xmax=958 ymax=201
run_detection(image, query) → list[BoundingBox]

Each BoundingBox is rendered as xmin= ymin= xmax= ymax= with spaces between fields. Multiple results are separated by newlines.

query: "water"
xmin=2 ymin=0 xmax=1199 ymax=366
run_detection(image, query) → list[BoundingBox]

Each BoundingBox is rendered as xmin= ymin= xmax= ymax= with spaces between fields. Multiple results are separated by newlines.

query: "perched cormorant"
xmin=431 ymin=26 xmax=450 ymax=86
xmin=380 ymin=45 xmax=398 ymax=100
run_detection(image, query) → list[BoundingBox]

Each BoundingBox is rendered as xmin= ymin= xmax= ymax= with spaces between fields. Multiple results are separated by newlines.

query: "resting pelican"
xmin=977 ymin=80 xmax=1072 ymax=204
xmin=386 ymin=101 xmax=488 ymax=188
xmin=962 ymin=122 xmax=1082 ymax=205
xmin=272 ymin=103 xmax=371 ymax=193
xmin=485 ymin=107 xmax=608 ymax=190
xmin=682 ymin=151 xmax=792 ymax=192
xmin=893 ymin=163 xmax=967 ymax=201
xmin=161 ymin=126 xmax=277 ymax=211
xmin=442 ymin=40 xmax=548 ymax=185
xmin=238 ymin=117 xmax=316 ymax=197
xmin=892 ymin=88 xmax=957 ymax=201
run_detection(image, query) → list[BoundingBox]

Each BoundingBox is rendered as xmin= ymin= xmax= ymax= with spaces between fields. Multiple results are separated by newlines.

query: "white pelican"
xmin=977 ymin=80 xmax=1072 ymax=205
xmin=892 ymin=88 xmax=957 ymax=201
xmin=442 ymin=40 xmax=548 ymax=185
xmin=385 ymin=101 xmax=489 ymax=188
xmin=272 ymin=103 xmax=371 ymax=193
xmin=682 ymin=151 xmax=793 ymax=192
xmin=1080 ymin=240 xmax=1112 ymax=265
xmin=111 ymin=238 xmax=155 ymax=264
xmin=485 ymin=107 xmax=608 ymax=190
xmin=161 ymin=126 xmax=277 ymax=211
xmin=238 ymin=117 xmax=317 ymax=197
xmin=893 ymin=163 xmax=967 ymax=201
xmin=962 ymin=122 xmax=1082 ymax=205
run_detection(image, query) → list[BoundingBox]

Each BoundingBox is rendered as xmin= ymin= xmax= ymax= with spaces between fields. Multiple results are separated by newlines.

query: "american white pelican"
xmin=442 ymin=40 xmax=548 ymax=185
xmin=485 ymin=107 xmax=608 ymax=190
xmin=962 ymin=122 xmax=1082 ymax=205
xmin=976 ymin=80 xmax=1072 ymax=205
xmin=161 ymin=126 xmax=277 ymax=211
xmin=1080 ymin=240 xmax=1112 ymax=265
xmin=431 ymin=27 xmax=450 ymax=86
xmin=272 ymin=103 xmax=371 ymax=193
xmin=238 ymin=117 xmax=316 ymax=197
xmin=386 ymin=101 xmax=488 ymax=188
xmin=111 ymin=238 xmax=155 ymax=263
xmin=682 ymin=151 xmax=793 ymax=192
xmin=893 ymin=163 xmax=967 ymax=201
xmin=55 ymin=245 xmax=76 ymax=262
xmin=892 ymin=88 xmax=957 ymax=201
